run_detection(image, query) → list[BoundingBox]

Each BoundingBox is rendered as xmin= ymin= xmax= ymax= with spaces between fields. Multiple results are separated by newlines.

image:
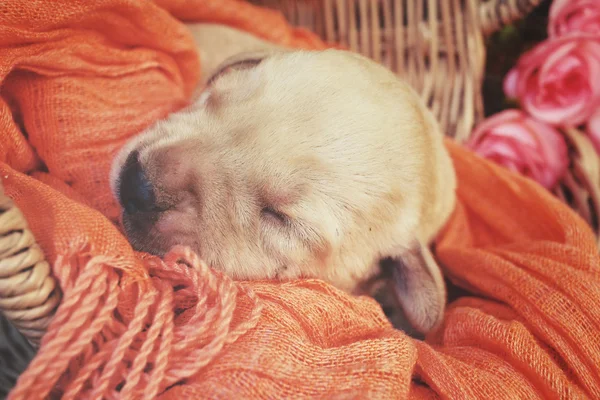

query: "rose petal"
xmin=469 ymin=110 xmax=525 ymax=144
xmin=588 ymin=108 xmax=600 ymax=155
xmin=523 ymin=90 xmax=589 ymax=125
xmin=538 ymin=41 xmax=580 ymax=79
xmin=491 ymin=123 xmax=538 ymax=147
xmin=549 ymin=0 xmax=600 ymax=37
xmin=525 ymin=119 xmax=569 ymax=188
xmin=504 ymin=69 xmax=520 ymax=99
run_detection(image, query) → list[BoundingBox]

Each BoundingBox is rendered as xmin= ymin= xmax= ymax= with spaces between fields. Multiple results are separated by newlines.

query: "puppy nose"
xmin=118 ymin=151 xmax=157 ymax=214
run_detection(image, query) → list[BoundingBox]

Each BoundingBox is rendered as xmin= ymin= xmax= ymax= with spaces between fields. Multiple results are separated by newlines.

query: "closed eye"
xmin=206 ymin=58 xmax=264 ymax=86
xmin=261 ymin=206 xmax=289 ymax=226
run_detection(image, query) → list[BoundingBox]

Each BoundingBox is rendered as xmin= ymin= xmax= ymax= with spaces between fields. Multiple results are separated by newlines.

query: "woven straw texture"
xmin=0 ymin=186 xmax=60 ymax=348
xmin=0 ymin=0 xmax=600 ymax=399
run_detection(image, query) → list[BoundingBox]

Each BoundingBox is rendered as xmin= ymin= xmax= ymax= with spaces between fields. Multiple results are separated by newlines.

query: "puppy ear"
xmin=381 ymin=241 xmax=446 ymax=334
xmin=206 ymin=49 xmax=283 ymax=85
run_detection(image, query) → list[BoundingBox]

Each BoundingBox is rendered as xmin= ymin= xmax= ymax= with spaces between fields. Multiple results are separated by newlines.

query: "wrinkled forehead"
xmin=213 ymin=50 xmax=369 ymax=107
xmin=257 ymin=50 xmax=373 ymax=100
xmin=207 ymin=51 xmax=382 ymax=137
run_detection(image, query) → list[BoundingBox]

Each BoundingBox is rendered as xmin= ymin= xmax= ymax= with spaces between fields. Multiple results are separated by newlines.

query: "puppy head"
xmin=110 ymin=49 xmax=455 ymax=334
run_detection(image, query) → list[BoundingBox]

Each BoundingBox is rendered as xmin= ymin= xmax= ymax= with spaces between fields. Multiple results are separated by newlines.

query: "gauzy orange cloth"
xmin=1 ymin=1 xmax=599 ymax=399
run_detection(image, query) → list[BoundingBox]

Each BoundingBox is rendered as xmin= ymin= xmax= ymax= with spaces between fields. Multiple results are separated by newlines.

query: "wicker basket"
xmin=555 ymin=129 xmax=600 ymax=245
xmin=0 ymin=186 xmax=61 ymax=348
xmin=1 ymin=0 xmax=599 ymax=389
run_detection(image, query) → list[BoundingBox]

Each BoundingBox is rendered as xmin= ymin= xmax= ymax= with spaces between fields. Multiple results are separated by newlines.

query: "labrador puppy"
xmin=110 ymin=24 xmax=457 ymax=335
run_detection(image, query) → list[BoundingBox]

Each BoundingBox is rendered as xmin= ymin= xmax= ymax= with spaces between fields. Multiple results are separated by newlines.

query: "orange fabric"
xmin=1 ymin=1 xmax=599 ymax=399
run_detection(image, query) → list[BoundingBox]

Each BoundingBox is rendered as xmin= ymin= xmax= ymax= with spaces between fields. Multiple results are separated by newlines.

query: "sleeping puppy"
xmin=110 ymin=26 xmax=457 ymax=335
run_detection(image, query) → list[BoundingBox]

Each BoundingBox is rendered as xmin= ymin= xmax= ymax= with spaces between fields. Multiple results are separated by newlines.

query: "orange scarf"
xmin=1 ymin=1 xmax=599 ymax=398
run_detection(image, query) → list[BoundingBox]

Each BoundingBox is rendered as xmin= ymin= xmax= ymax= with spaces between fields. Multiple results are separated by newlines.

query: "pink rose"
xmin=466 ymin=110 xmax=569 ymax=189
xmin=504 ymin=34 xmax=600 ymax=126
xmin=549 ymin=0 xmax=600 ymax=37
xmin=588 ymin=109 xmax=600 ymax=155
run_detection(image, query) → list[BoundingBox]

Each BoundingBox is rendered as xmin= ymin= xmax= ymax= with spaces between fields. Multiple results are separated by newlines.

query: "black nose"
xmin=118 ymin=151 xmax=157 ymax=214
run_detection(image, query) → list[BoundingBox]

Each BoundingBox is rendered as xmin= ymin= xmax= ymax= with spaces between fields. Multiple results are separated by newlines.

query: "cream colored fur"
xmin=110 ymin=24 xmax=457 ymax=334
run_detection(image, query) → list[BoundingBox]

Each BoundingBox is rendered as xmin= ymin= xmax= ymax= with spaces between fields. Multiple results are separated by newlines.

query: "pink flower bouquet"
xmin=470 ymin=0 xmax=600 ymax=191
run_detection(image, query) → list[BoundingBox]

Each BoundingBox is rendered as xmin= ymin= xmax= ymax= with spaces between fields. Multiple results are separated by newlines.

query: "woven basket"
xmin=1 ymin=0 xmax=599 ymax=388
xmin=554 ymin=129 xmax=600 ymax=245
xmin=0 ymin=185 xmax=61 ymax=348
